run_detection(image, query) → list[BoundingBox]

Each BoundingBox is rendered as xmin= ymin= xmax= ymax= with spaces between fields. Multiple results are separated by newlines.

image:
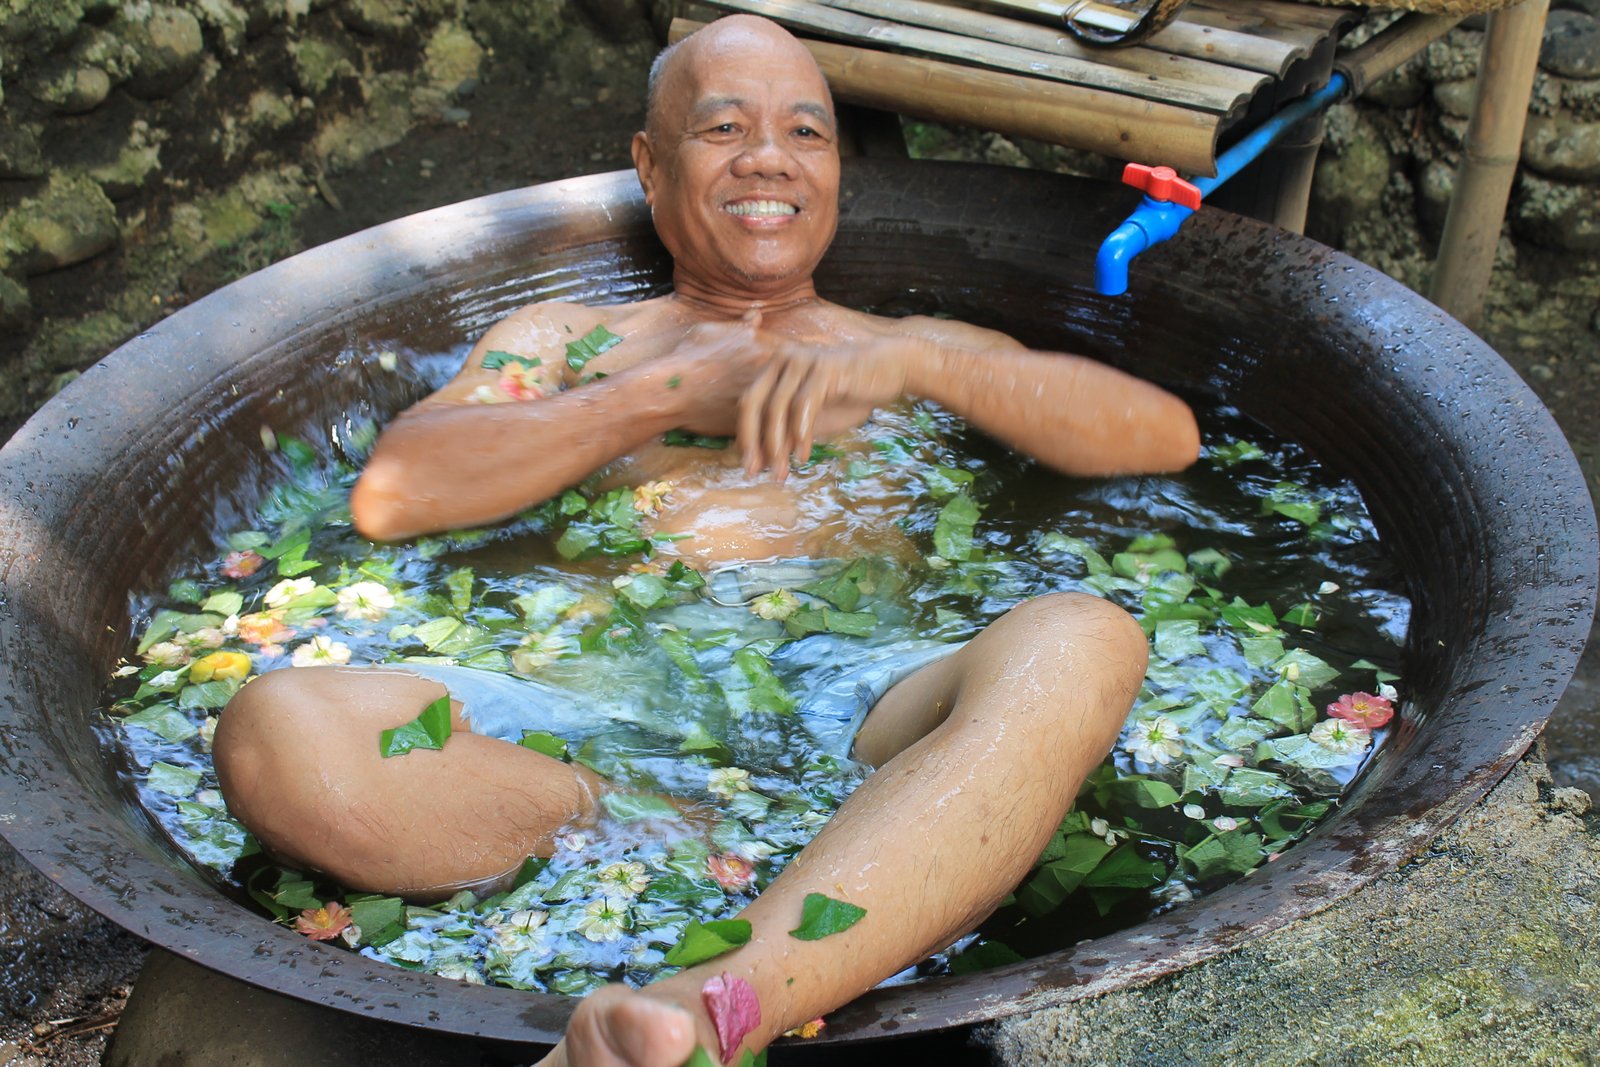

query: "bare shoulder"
xmin=884 ymin=313 xmax=1026 ymax=353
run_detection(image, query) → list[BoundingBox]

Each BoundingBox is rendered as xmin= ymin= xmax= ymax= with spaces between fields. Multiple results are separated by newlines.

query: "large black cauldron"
xmin=0 ymin=160 xmax=1593 ymax=1047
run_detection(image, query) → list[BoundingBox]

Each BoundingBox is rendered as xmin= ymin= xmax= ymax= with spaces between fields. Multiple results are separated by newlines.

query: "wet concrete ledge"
xmin=979 ymin=747 xmax=1599 ymax=1066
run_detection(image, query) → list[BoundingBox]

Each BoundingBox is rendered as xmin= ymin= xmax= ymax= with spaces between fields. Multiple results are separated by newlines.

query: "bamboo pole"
xmin=670 ymin=17 xmax=1222 ymax=172
xmin=1429 ymin=0 xmax=1549 ymax=329
xmin=817 ymin=0 xmax=1268 ymax=100
xmin=698 ymin=0 xmax=1239 ymax=110
xmin=1334 ymin=13 xmax=1461 ymax=98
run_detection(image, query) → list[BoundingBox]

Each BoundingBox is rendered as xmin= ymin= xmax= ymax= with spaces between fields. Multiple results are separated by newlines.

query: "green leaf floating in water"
xmin=565 ymin=324 xmax=624 ymax=372
xmin=800 ymin=559 xmax=868 ymax=612
xmin=664 ymin=917 xmax=752 ymax=967
xmin=933 ymin=493 xmax=981 ymax=561
xmin=379 ymin=695 xmax=452 ymax=757
xmin=147 ymin=761 xmax=202 ymax=797
xmin=788 ymin=892 xmax=866 ymax=941
xmin=481 ymin=350 xmax=541 ymax=371
xmin=518 ymin=730 xmax=569 ymax=760
xmin=600 ymin=793 xmax=681 ymax=823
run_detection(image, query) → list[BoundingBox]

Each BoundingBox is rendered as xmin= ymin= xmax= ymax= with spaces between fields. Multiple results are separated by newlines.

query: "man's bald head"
xmin=644 ymin=16 xmax=833 ymax=140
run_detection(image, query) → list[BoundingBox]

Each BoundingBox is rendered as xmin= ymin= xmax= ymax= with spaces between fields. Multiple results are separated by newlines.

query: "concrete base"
xmin=979 ymin=750 xmax=1600 ymax=1066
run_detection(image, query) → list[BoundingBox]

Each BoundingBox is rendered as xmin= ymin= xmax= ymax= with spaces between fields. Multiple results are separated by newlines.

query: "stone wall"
xmin=0 ymin=0 xmax=656 ymax=426
xmin=1 ymin=0 xmax=1597 ymax=433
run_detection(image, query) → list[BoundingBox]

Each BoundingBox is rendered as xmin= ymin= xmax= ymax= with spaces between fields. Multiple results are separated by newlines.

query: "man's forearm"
xmin=351 ymin=370 xmax=684 ymax=541
xmin=902 ymin=339 xmax=1201 ymax=476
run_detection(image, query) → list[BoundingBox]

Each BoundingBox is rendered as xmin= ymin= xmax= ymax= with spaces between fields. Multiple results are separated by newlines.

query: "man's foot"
xmin=536 ymin=985 xmax=703 ymax=1067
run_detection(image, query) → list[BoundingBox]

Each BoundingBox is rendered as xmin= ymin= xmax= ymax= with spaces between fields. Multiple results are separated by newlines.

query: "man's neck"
xmin=668 ymin=270 xmax=824 ymax=319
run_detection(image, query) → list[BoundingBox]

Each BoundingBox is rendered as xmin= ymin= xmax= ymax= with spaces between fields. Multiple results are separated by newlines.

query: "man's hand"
xmin=652 ymin=312 xmax=781 ymax=438
xmin=737 ymin=337 xmax=912 ymax=480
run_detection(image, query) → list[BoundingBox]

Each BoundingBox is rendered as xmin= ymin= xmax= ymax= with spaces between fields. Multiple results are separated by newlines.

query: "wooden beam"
xmin=817 ymin=0 xmax=1269 ymax=102
xmin=699 ymin=0 xmax=1249 ymax=111
xmin=670 ymin=17 xmax=1222 ymax=172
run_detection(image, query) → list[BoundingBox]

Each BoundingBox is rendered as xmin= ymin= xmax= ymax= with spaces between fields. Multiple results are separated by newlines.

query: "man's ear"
xmin=631 ymin=131 xmax=657 ymax=204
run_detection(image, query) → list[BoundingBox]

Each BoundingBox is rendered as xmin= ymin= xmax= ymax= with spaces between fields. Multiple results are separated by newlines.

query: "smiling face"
xmin=632 ymin=17 xmax=840 ymax=305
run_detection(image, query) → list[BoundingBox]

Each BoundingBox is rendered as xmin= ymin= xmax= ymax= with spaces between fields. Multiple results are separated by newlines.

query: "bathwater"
xmin=103 ymin=354 xmax=1407 ymax=993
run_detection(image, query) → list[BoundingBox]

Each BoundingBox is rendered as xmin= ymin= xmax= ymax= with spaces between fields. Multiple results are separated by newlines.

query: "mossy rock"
xmin=112 ymin=3 xmax=205 ymax=99
xmin=0 ymin=171 xmax=119 ymax=276
xmin=27 ymin=62 xmax=112 ymax=113
xmin=289 ymin=35 xmax=358 ymax=96
xmin=0 ymin=271 xmax=31 ymax=333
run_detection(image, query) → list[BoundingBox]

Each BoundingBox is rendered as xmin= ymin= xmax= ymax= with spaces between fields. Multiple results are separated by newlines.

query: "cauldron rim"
xmin=0 ymin=159 xmax=1594 ymax=1047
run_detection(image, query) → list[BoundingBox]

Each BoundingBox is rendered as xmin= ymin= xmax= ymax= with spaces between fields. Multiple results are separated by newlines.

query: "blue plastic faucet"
xmin=1095 ymin=73 xmax=1351 ymax=296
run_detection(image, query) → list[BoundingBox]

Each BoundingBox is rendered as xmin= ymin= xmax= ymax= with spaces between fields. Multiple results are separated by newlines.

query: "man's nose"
xmin=731 ymin=130 xmax=795 ymax=179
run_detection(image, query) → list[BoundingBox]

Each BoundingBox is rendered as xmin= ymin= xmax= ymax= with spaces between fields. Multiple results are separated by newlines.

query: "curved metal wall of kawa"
xmin=0 ymin=160 xmax=1594 ymax=1048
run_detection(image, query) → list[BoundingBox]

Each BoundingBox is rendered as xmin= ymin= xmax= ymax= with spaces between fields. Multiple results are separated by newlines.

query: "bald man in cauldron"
xmin=215 ymin=16 xmax=1199 ymax=1066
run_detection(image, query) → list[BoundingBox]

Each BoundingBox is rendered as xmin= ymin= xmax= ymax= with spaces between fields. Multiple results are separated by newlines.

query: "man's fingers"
xmin=739 ymin=364 xmax=780 ymax=475
xmin=792 ymin=381 xmax=821 ymax=471
xmin=764 ymin=360 xmax=811 ymax=482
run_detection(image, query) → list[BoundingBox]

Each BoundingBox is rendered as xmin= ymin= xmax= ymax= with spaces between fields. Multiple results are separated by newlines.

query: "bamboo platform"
xmin=674 ymin=0 xmax=1358 ymax=175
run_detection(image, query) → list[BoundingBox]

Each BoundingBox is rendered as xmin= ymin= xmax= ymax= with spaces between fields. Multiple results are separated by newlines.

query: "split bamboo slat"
xmin=670 ymin=17 xmax=1222 ymax=171
xmin=685 ymin=0 xmax=1352 ymax=173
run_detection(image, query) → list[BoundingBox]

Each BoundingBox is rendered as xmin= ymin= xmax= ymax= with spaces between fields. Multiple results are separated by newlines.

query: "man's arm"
xmin=737 ymin=319 xmax=1200 ymax=480
xmin=351 ymin=308 xmax=773 ymax=541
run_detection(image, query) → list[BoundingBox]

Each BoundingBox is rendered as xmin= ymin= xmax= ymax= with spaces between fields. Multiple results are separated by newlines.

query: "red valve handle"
xmin=1122 ymin=163 xmax=1203 ymax=211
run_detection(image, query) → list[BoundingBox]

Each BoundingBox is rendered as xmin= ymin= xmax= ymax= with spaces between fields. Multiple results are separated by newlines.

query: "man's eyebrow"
xmin=686 ymin=96 xmax=747 ymax=125
xmin=792 ymin=102 xmax=836 ymax=131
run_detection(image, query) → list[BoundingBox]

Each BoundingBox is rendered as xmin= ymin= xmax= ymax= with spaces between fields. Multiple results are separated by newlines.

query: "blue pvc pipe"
xmin=1095 ymin=72 xmax=1350 ymax=296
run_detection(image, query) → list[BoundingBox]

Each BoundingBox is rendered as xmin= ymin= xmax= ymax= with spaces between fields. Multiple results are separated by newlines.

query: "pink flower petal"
xmin=702 ymin=972 xmax=761 ymax=1063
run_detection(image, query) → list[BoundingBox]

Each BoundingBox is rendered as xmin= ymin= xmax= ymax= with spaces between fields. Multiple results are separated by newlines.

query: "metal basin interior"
xmin=0 ymin=160 xmax=1593 ymax=1047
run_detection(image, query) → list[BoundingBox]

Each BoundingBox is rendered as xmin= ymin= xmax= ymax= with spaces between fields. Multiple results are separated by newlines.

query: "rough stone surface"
xmin=1540 ymin=10 xmax=1600 ymax=78
xmin=1422 ymin=27 xmax=1483 ymax=83
xmin=981 ymin=755 xmax=1600 ymax=1066
xmin=1415 ymin=158 xmax=1455 ymax=242
xmin=1431 ymin=76 xmax=1476 ymax=119
xmin=0 ymin=273 xmax=30 ymax=332
xmin=1522 ymin=111 xmax=1600 ymax=180
xmin=423 ymin=21 xmax=483 ymax=94
xmin=27 ymin=63 xmax=112 ymax=114
xmin=116 ymin=4 xmax=206 ymax=99
xmin=1513 ymin=170 xmax=1600 ymax=251
xmin=0 ymin=172 xmax=119 ymax=276
xmin=0 ymin=126 xmax=46 ymax=179
xmin=1307 ymin=104 xmax=1392 ymax=248
xmin=289 ymin=35 xmax=359 ymax=95
xmin=337 ymin=0 xmax=412 ymax=38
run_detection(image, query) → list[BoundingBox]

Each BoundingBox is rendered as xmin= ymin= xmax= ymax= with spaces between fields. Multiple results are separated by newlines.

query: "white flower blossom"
xmin=1214 ymin=754 xmax=1246 ymax=769
xmin=291 ymin=635 xmax=352 ymax=667
xmin=143 ymin=642 xmax=190 ymax=668
xmin=149 ymin=669 xmax=184 ymax=689
xmin=264 ymin=577 xmax=317 ymax=609
xmin=1309 ymin=717 xmax=1371 ymax=756
xmin=1212 ymin=816 xmax=1240 ymax=833
xmin=511 ymin=630 xmax=574 ymax=675
xmin=1317 ymin=581 xmax=1340 ymax=595
xmin=199 ymin=716 xmax=219 ymax=752
xmin=726 ymin=838 xmax=777 ymax=864
xmin=434 ymin=961 xmax=486 ymax=984
xmin=336 ymin=581 xmax=395 ymax=621
xmin=1182 ymin=803 xmax=1207 ymax=820
xmin=180 ymin=627 xmax=226 ymax=652
xmin=751 ymin=589 xmax=800 ymax=621
xmin=596 ymin=861 xmax=651 ymax=897
xmin=558 ymin=832 xmax=589 ymax=852
xmin=1378 ymin=682 xmax=1399 ymax=702
xmin=1126 ymin=716 xmax=1185 ymax=765
xmin=576 ymin=897 xmax=630 ymax=942
xmin=707 ymin=767 xmax=753 ymax=798
xmin=221 ymin=614 xmax=240 ymax=636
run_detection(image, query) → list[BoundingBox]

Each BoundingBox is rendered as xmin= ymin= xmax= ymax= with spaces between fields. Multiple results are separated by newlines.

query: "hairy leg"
xmin=541 ymin=591 xmax=1145 ymax=1066
xmin=214 ymin=665 xmax=606 ymax=898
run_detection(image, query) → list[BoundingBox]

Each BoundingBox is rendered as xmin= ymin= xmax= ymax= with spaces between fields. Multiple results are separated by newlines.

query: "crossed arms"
xmin=349 ymin=305 xmax=1200 ymax=541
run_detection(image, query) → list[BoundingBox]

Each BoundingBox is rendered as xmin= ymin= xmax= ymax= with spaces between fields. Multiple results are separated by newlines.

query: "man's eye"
xmin=712 ymin=123 xmax=737 ymax=134
xmin=795 ymin=126 xmax=817 ymax=137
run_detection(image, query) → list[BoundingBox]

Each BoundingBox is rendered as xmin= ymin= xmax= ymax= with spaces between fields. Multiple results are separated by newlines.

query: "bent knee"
xmin=1003 ymin=592 xmax=1147 ymax=657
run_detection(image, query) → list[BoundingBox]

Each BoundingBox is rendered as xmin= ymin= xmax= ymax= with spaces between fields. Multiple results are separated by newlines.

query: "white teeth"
xmin=725 ymin=200 xmax=798 ymax=217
